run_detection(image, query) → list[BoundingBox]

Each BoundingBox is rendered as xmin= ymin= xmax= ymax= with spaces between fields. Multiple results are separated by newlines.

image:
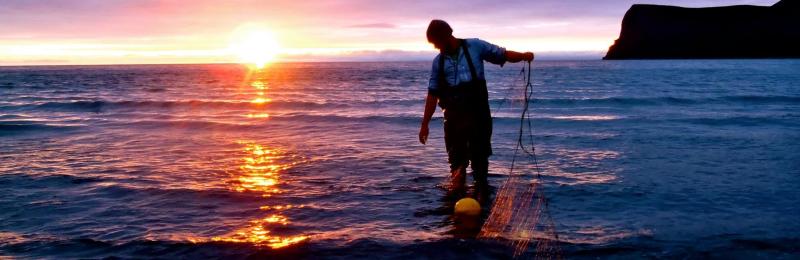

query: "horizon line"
xmin=0 ymin=58 xmax=613 ymax=67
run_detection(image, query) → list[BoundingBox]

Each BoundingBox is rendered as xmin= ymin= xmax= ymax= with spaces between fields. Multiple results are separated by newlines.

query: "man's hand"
xmin=419 ymin=124 xmax=429 ymax=144
xmin=505 ymin=51 xmax=535 ymax=63
xmin=420 ymin=93 xmax=437 ymax=145
xmin=524 ymin=52 xmax=534 ymax=62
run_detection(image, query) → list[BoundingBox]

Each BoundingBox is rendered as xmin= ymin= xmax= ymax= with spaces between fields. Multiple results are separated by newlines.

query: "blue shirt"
xmin=428 ymin=38 xmax=507 ymax=92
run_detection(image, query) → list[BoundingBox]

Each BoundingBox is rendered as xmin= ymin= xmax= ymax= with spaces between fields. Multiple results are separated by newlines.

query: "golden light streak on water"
xmin=211 ymin=142 xmax=307 ymax=248
xmin=209 ymin=69 xmax=307 ymax=249
xmin=246 ymin=113 xmax=270 ymax=118
xmin=251 ymin=97 xmax=271 ymax=104
xmin=260 ymin=204 xmax=306 ymax=210
xmin=247 ymin=80 xmax=272 ymax=113
xmin=231 ymin=144 xmax=288 ymax=194
xmin=251 ymin=81 xmax=268 ymax=90
xmin=210 ymin=214 xmax=308 ymax=248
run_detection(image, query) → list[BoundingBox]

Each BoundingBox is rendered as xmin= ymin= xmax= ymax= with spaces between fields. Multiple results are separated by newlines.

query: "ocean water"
xmin=1 ymin=60 xmax=799 ymax=259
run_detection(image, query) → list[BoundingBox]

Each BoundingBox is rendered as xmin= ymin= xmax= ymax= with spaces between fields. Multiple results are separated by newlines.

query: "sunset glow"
xmin=229 ymin=29 xmax=281 ymax=68
xmin=0 ymin=0 xmax=780 ymax=65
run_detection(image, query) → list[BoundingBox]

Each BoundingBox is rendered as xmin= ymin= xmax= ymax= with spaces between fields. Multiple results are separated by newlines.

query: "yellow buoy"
xmin=454 ymin=197 xmax=481 ymax=216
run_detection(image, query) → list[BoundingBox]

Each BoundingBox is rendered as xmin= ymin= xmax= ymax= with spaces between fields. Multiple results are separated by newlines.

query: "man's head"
xmin=426 ymin=19 xmax=456 ymax=53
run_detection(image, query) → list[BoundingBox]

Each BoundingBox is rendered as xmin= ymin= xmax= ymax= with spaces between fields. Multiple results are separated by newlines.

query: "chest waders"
xmin=435 ymin=39 xmax=492 ymax=187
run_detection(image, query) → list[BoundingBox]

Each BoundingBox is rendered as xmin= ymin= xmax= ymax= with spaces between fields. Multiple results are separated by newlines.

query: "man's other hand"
xmin=419 ymin=125 xmax=429 ymax=144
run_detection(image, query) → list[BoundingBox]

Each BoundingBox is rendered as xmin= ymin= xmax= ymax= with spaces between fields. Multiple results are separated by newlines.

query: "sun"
xmin=229 ymin=29 xmax=281 ymax=69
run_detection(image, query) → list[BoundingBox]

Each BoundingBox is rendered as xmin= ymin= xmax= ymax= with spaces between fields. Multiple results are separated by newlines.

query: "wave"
xmin=5 ymin=113 xmax=790 ymax=133
xmin=0 ymin=173 xmax=106 ymax=186
xmin=721 ymin=95 xmax=800 ymax=103
xmin=0 ymin=173 xmax=264 ymax=203
xmin=528 ymin=95 xmax=800 ymax=106
xmin=1 ymin=100 xmax=351 ymax=112
xmin=273 ymin=114 xmax=625 ymax=124
xmin=89 ymin=112 xmax=799 ymax=131
xmin=0 ymin=235 xmax=513 ymax=259
xmin=676 ymin=115 xmax=800 ymax=127
xmin=3 ymin=235 xmax=797 ymax=259
xmin=1 ymin=95 xmax=797 ymax=113
xmin=0 ymin=237 xmax=286 ymax=259
xmin=0 ymin=121 xmax=81 ymax=133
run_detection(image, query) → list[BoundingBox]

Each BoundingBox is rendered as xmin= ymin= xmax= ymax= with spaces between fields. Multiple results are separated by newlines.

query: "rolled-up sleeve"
xmin=475 ymin=38 xmax=506 ymax=66
xmin=428 ymin=55 xmax=441 ymax=95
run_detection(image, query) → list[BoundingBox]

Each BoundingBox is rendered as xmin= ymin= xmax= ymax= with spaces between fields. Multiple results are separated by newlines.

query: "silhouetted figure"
xmin=419 ymin=20 xmax=534 ymax=203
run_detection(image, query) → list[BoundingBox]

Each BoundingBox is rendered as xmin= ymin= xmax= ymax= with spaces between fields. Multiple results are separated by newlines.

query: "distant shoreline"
xmin=604 ymin=1 xmax=800 ymax=59
xmin=5 ymin=58 xmax=800 ymax=68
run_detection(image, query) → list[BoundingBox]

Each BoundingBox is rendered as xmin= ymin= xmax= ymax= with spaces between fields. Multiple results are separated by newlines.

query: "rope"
xmin=522 ymin=61 xmax=561 ymax=245
xmin=509 ymin=61 xmax=539 ymax=182
xmin=481 ymin=60 xmax=561 ymax=258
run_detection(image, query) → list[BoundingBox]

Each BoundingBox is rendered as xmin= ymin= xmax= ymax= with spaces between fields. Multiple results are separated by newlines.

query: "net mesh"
xmin=477 ymin=62 xmax=562 ymax=259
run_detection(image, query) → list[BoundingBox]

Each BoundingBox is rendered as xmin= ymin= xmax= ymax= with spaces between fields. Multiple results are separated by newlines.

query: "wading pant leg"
xmin=443 ymin=114 xmax=470 ymax=185
xmin=470 ymin=156 xmax=489 ymax=186
xmin=470 ymin=116 xmax=492 ymax=187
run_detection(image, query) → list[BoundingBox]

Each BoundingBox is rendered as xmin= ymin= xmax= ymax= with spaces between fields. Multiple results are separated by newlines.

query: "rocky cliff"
xmin=604 ymin=0 xmax=800 ymax=59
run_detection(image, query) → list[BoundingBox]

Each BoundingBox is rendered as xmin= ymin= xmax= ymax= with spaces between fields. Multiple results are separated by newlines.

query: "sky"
xmin=0 ymin=0 xmax=780 ymax=65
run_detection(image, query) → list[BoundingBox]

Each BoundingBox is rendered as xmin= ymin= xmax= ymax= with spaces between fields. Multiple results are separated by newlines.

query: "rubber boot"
xmin=446 ymin=165 xmax=467 ymax=199
xmin=471 ymin=157 xmax=490 ymax=205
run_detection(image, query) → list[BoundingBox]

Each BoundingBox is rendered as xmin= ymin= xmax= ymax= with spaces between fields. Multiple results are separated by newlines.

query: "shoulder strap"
xmin=437 ymin=53 xmax=446 ymax=86
xmin=460 ymin=39 xmax=478 ymax=81
xmin=438 ymin=52 xmax=445 ymax=78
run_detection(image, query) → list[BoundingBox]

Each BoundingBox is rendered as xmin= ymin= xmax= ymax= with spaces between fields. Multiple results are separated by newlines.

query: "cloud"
xmin=347 ymin=23 xmax=396 ymax=28
xmin=280 ymin=49 xmax=433 ymax=62
xmin=278 ymin=49 xmax=605 ymax=62
xmin=4 ymin=59 xmax=72 ymax=65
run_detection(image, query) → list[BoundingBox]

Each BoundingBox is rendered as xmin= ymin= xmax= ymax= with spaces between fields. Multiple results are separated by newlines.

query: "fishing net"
xmin=478 ymin=62 xmax=561 ymax=259
xmin=479 ymin=172 xmax=561 ymax=259
xmin=474 ymin=62 xmax=561 ymax=258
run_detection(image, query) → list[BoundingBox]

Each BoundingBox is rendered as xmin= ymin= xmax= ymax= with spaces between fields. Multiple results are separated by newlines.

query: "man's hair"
xmin=426 ymin=19 xmax=453 ymax=43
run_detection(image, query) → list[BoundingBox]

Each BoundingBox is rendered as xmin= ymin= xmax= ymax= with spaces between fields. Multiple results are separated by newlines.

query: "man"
xmin=419 ymin=19 xmax=534 ymax=202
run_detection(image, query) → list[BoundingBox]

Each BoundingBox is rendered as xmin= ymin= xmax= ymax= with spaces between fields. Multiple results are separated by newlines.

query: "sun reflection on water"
xmin=247 ymin=113 xmax=270 ymax=118
xmin=211 ymin=216 xmax=308 ymax=248
xmin=232 ymin=144 xmax=285 ymax=194
xmin=207 ymin=67 xmax=310 ymax=248
xmin=211 ymin=142 xmax=308 ymax=248
xmin=251 ymin=97 xmax=271 ymax=104
xmin=251 ymin=80 xmax=268 ymax=90
xmin=240 ymin=75 xmax=273 ymax=118
xmin=249 ymin=79 xmax=272 ymax=105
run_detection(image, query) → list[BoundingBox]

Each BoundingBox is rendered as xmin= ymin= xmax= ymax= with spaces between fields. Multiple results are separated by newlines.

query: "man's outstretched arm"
xmin=419 ymin=93 xmax=438 ymax=144
xmin=505 ymin=51 xmax=535 ymax=63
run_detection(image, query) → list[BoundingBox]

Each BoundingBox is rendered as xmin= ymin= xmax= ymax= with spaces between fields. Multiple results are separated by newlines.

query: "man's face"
xmin=430 ymin=37 xmax=452 ymax=53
